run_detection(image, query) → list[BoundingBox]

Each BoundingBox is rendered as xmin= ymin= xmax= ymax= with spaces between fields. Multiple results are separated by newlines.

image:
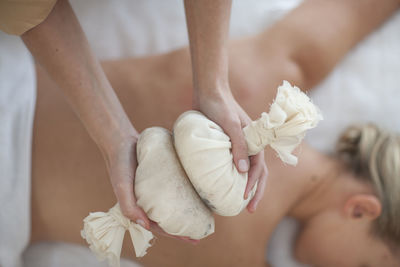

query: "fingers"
xmin=117 ymin=182 xmax=198 ymax=244
xmin=244 ymin=152 xmax=264 ymax=199
xmin=225 ymin=119 xmax=250 ymax=173
xmin=150 ymin=221 xmax=199 ymax=245
xmin=195 ymin=90 xmax=251 ymax=173
xmin=113 ymin=178 xmax=150 ymax=229
xmin=149 ymin=221 xmax=171 ymax=237
xmin=247 ymin=161 xmax=268 ymax=213
xmin=178 ymin=237 xmax=200 ymax=245
xmin=108 ymin=139 xmax=150 ymax=229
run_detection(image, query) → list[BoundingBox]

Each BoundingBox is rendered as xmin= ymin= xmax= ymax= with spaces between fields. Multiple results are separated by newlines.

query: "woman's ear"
xmin=344 ymin=194 xmax=382 ymax=220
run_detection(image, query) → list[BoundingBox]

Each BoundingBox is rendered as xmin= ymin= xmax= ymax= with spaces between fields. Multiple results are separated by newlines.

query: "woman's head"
xmin=337 ymin=124 xmax=400 ymax=248
xmin=294 ymin=123 xmax=400 ymax=267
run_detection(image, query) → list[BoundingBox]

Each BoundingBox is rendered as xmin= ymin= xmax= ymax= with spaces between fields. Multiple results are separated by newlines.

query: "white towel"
xmin=0 ymin=33 xmax=36 ymax=267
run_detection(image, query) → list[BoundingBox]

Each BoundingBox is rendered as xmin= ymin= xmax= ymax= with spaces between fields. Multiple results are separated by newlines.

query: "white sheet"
xmin=18 ymin=0 xmax=400 ymax=266
xmin=305 ymin=10 xmax=400 ymax=153
xmin=0 ymin=33 xmax=35 ymax=267
xmin=23 ymin=242 xmax=140 ymax=267
xmin=69 ymin=0 xmax=301 ymax=60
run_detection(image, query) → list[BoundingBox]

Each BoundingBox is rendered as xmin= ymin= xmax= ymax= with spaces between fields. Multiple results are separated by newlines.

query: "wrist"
xmin=191 ymin=48 xmax=230 ymax=97
xmin=100 ymin=131 xmax=138 ymax=171
xmin=97 ymin=122 xmax=139 ymax=158
xmin=193 ymin=83 xmax=235 ymax=110
xmin=193 ymin=77 xmax=231 ymax=100
xmin=100 ymin=135 xmax=138 ymax=178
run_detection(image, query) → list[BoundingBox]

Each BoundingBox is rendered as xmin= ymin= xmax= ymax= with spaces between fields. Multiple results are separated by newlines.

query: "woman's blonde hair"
xmin=336 ymin=123 xmax=400 ymax=246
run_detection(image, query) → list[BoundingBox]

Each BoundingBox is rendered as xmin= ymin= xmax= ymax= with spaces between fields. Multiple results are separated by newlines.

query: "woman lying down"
xmin=30 ymin=0 xmax=400 ymax=266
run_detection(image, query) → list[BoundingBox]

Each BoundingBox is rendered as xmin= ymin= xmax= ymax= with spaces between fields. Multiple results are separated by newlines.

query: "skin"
xmin=30 ymin=0 xmax=400 ymax=266
xmin=21 ymin=0 xmax=150 ymax=229
xmin=184 ymin=1 xmax=268 ymax=204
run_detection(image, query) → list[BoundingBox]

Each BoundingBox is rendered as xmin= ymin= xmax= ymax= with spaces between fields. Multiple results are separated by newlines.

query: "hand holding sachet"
xmin=81 ymin=81 xmax=322 ymax=267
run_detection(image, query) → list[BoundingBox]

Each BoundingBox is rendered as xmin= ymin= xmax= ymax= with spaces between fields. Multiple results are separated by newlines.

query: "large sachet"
xmin=82 ymin=128 xmax=214 ymax=267
xmin=135 ymin=127 xmax=215 ymax=239
xmin=173 ymin=81 xmax=322 ymax=216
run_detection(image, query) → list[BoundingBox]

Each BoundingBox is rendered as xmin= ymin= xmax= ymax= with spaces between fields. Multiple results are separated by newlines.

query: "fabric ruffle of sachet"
xmin=81 ymin=204 xmax=154 ymax=267
xmin=243 ymin=80 xmax=323 ymax=165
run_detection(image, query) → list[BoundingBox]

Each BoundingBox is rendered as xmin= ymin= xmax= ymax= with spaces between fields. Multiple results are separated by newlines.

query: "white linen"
xmin=0 ymin=33 xmax=36 ymax=267
xmin=23 ymin=242 xmax=141 ymax=267
xmin=267 ymin=218 xmax=309 ymax=267
xmin=305 ymin=11 xmax=400 ymax=154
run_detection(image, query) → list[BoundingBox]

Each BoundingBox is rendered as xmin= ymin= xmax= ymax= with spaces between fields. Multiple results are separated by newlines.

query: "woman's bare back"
xmin=31 ymin=55 xmax=314 ymax=266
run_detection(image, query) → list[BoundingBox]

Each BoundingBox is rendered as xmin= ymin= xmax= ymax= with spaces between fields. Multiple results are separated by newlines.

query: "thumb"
xmin=226 ymin=122 xmax=249 ymax=173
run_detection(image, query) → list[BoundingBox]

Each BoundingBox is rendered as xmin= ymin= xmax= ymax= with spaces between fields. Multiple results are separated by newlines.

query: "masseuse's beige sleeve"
xmin=0 ymin=0 xmax=57 ymax=35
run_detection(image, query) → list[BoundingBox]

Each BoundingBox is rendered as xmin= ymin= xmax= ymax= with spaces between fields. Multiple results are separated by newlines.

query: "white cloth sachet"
xmin=173 ymin=80 xmax=322 ymax=216
xmin=173 ymin=111 xmax=258 ymax=216
xmin=135 ymin=127 xmax=214 ymax=239
xmin=81 ymin=128 xmax=214 ymax=266
xmin=81 ymin=204 xmax=153 ymax=267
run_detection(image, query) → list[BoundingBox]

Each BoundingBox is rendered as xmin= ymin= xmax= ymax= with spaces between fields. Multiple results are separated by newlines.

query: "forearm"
xmin=258 ymin=0 xmax=400 ymax=89
xmin=184 ymin=0 xmax=232 ymax=96
xmin=22 ymin=0 xmax=135 ymax=156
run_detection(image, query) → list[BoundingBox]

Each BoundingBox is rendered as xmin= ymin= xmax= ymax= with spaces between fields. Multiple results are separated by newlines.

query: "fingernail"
xmin=191 ymin=240 xmax=200 ymax=246
xmin=249 ymin=205 xmax=256 ymax=213
xmin=136 ymin=219 xmax=146 ymax=228
xmin=238 ymin=159 xmax=249 ymax=172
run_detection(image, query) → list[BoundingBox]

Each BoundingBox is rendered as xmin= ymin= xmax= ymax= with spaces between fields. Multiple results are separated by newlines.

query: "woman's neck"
xmin=287 ymin=151 xmax=346 ymax=222
xmin=287 ymin=149 xmax=373 ymax=223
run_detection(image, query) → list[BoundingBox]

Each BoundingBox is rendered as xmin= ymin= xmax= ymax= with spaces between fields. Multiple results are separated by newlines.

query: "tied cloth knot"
xmin=243 ymin=80 xmax=323 ymax=165
xmin=81 ymin=204 xmax=154 ymax=267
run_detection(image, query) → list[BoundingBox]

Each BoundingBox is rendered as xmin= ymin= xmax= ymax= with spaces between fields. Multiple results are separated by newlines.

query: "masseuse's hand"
xmin=246 ymin=150 xmax=268 ymax=212
xmin=21 ymin=0 xmax=150 ymax=229
xmin=185 ymin=0 xmax=268 ymax=212
xmin=108 ymin=139 xmax=198 ymax=244
xmin=194 ymin=88 xmax=268 ymax=212
xmin=23 ymin=0 xmax=202 ymax=244
xmin=105 ymin=135 xmax=150 ymax=229
xmin=106 ymin=136 xmax=197 ymax=245
xmin=194 ymin=88 xmax=251 ymax=173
